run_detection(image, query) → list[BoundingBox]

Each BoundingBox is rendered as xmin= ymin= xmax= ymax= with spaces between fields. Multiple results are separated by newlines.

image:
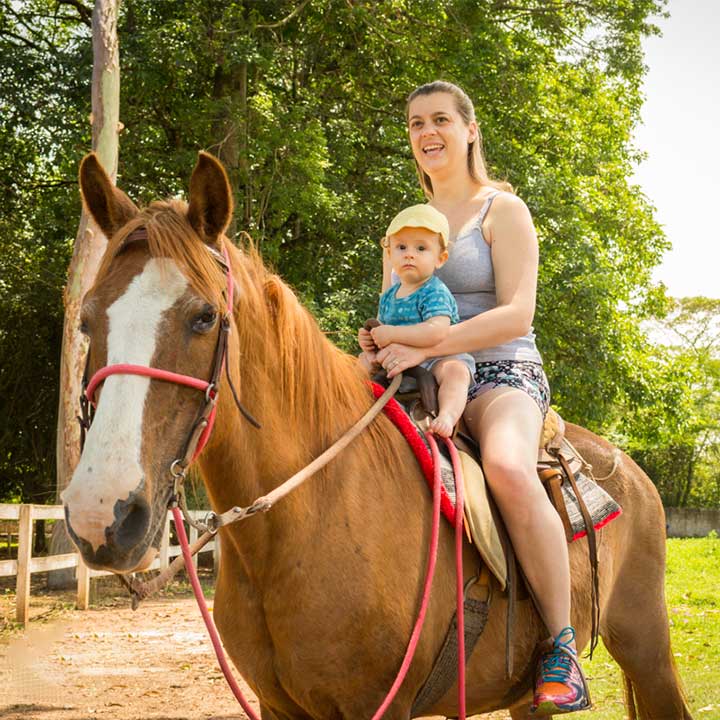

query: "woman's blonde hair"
xmin=406 ymin=81 xmax=513 ymax=198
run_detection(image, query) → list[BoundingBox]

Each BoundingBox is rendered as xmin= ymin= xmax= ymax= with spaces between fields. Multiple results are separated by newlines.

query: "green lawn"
xmin=573 ymin=536 xmax=719 ymax=719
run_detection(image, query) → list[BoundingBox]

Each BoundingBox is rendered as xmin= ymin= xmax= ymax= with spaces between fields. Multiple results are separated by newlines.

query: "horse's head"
xmin=62 ymin=152 xmax=237 ymax=572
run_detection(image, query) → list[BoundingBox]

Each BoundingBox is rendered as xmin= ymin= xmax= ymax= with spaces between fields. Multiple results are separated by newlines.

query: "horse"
xmin=61 ymin=151 xmax=693 ymax=720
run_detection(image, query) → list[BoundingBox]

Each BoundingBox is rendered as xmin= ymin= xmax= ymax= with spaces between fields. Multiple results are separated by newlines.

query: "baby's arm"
xmin=358 ymin=326 xmax=377 ymax=354
xmin=370 ymin=316 xmax=450 ymax=349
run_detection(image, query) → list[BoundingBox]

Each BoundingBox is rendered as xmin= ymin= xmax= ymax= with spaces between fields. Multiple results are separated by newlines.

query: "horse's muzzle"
xmin=65 ymin=490 xmax=155 ymax=572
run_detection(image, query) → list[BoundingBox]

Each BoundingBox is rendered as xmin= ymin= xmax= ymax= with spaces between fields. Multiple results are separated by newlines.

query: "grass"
xmin=573 ymin=536 xmax=720 ymax=719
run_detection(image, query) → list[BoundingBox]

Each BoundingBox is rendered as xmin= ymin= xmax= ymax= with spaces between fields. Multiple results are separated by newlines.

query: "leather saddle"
xmin=376 ymin=365 xmax=584 ymax=566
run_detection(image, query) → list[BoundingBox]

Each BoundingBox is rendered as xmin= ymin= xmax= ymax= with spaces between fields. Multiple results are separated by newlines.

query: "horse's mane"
xmin=229 ymin=241 xmax=398 ymax=463
xmin=93 ymin=199 xmax=402 ymax=469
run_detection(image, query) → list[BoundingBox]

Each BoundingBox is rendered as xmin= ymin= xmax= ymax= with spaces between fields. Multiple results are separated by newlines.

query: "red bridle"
xmin=78 ymin=236 xmax=259 ymax=483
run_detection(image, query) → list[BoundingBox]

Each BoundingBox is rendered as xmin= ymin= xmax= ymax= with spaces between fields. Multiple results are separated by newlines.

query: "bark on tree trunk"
xmin=211 ymin=58 xmax=245 ymax=239
xmin=50 ymin=0 xmax=121 ymax=588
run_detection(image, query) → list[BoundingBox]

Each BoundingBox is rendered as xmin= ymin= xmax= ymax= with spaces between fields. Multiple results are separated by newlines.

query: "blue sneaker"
xmin=531 ymin=627 xmax=591 ymax=715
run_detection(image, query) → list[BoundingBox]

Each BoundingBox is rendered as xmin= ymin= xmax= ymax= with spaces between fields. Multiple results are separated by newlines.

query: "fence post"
xmin=159 ymin=512 xmax=170 ymax=569
xmin=77 ymin=555 xmax=90 ymax=609
xmin=189 ymin=524 xmax=198 ymax=569
xmin=213 ymin=531 xmax=221 ymax=573
xmin=15 ymin=504 xmax=33 ymax=625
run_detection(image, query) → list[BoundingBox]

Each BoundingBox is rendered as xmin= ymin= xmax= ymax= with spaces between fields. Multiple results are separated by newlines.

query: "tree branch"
xmin=55 ymin=0 xmax=92 ymax=27
xmin=0 ymin=27 xmax=46 ymax=53
xmin=256 ymin=0 xmax=311 ymax=29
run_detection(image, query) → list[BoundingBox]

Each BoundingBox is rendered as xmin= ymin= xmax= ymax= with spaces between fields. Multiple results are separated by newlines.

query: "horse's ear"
xmin=79 ymin=153 xmax=138 ymax=238
xmin=187 ymin=152 xmax=233 ymax=246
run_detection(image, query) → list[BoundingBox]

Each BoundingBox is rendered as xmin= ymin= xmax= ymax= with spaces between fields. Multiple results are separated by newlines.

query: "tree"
xmin=2 ymin=0 xmax=683 ymax=512
xmin=55 ymin=0 xmax=121 ymax=502
xmin=626 ymin=298 xmax=720 ymax=507
xmin=46 ymin=0 xmax=121 ymax=582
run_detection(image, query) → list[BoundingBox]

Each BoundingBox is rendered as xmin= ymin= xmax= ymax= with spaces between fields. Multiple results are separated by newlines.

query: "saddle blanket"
xmin=372 ymin=384 xmax=622 ymax=541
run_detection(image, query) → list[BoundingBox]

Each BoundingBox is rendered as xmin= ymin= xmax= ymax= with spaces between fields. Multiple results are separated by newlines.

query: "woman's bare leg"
xmin=463 ymin=386 xmax=572 ymax=641
xmin=430 ymin=360 xmax=471 ymax=437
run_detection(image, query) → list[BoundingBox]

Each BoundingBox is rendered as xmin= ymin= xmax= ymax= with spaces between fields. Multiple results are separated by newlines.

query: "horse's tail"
xmin=669 ymin=649 xmax=695 ymax=720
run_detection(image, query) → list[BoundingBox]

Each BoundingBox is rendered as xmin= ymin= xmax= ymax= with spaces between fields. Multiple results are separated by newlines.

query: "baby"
xmin=358 ymin=204 xmax=475 ymax=437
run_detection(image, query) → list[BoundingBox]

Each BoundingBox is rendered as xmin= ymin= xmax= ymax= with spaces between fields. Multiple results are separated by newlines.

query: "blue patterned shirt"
xmin=378 ymin=275 xmax=460 ymax=326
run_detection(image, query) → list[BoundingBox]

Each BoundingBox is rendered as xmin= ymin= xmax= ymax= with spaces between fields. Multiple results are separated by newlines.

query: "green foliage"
xmin=0 ymin=0 xmax=89 ymax=502
xmin=8 ymin=0 xmax=710 ymax=508
xmin=623 ymin=298 xmax=720 ymax=507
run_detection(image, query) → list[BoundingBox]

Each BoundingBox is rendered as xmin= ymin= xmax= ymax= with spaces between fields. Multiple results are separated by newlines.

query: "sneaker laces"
xmin=540 ymin=626 xmax=577 ymax=683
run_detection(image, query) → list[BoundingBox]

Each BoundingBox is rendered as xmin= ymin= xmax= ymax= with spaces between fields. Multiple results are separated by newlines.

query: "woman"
xmin=375 ymin=81 xmax=589 ymax=716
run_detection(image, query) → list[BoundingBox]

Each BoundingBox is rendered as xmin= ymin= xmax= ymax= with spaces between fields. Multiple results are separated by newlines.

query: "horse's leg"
xmin=602 ymin=568 xmax=692 ymax=719
xmin=599 ymin=485 xmax=693 ymax=718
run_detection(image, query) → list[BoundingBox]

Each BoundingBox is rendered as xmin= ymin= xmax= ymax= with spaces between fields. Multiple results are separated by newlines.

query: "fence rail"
xmin=0 ymin=503 xmax=219 ymax=625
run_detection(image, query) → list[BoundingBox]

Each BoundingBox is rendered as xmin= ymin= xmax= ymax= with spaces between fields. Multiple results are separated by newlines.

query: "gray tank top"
xmin=434 ymin=192 xmax=543 ymax=364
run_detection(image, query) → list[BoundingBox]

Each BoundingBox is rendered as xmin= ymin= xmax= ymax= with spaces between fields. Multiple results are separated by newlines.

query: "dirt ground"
xmin=0 ymin=579 xmax=508 ymax=720
xmin=1 ymin=593 xmax=259 ymax=719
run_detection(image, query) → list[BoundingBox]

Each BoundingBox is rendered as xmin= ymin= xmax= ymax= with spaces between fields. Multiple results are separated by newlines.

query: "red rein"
xmin=174 ymin=433 xmax=468 ymax=720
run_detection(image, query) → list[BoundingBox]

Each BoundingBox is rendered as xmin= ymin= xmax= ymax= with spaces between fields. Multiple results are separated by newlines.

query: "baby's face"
xmin=387 ymin=226 xmax=448 ymax=285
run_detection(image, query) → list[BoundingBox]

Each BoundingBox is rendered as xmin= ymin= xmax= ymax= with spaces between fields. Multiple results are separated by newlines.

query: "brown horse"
xmin=62 ymin=152 xmax=693 ymax=720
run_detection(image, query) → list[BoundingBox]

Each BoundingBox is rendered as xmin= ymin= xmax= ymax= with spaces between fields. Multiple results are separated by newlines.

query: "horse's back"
xmin=564 ymin=422 xmax=664 ymax=520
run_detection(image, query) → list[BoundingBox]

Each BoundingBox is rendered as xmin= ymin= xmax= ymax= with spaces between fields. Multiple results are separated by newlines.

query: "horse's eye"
xmin=79 ymin=320 xmax=89 ymax=335
xmin=193 ymin=307 xmax=218 ymax=333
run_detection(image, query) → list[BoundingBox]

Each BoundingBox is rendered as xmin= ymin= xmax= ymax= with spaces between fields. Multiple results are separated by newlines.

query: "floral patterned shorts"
xmin=467 ymin=360 xmax=551 ymax=418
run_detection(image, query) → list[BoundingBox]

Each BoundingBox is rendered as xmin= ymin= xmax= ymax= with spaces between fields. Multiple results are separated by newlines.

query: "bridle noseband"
xmin=77 ymin=230 xmax=260 ymax=503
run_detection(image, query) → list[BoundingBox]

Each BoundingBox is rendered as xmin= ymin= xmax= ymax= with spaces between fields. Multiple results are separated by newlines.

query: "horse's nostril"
xmin=113 ymin=495 xmax=151 ymax=551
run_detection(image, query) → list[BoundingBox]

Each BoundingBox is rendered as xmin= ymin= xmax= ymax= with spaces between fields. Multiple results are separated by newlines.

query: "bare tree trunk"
xmin=50 ymin=0 xmax=121 ymax=588
xmin=210 ymin=58 xmax=245 ymax=238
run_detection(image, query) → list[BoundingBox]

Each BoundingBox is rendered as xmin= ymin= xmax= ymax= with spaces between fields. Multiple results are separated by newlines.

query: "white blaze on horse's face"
xmin=62 ymin=258 xmax=188 ymax=553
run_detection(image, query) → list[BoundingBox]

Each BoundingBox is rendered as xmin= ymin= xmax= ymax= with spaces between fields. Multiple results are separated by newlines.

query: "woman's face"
xmin=407 ymin=92 xmax=477 ymax=181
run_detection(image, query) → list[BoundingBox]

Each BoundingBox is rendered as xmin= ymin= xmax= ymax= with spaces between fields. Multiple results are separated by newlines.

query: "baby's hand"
xmin=370 ymin=324 xmax=396 ymax=349
xmin=358 ymin=327 xmax=378 ymax=353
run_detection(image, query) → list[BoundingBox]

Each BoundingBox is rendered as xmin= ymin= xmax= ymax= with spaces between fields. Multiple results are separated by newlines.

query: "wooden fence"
xmin=0 ymin=503 xmax=219 ymax=626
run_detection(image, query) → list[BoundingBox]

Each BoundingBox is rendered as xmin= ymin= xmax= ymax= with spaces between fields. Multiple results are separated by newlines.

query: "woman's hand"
xmin=376 ymin=343 xmax=428 ymax=378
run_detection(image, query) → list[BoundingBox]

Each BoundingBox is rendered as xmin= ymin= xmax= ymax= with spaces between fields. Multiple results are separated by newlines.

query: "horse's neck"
xmin=198 ymin=397 xmax=362 ymax=588
xmin=199 ymin=256 xmax=403 ymax=574
xmin=198 ymin=331 xmax=371 ymax=569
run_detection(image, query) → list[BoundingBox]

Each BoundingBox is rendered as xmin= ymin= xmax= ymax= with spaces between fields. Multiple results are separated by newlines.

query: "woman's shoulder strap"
xmin=477 ymin=190 xmax=503 ymax=225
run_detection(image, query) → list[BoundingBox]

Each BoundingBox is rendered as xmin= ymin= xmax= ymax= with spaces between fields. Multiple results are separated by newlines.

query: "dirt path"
xmin=1 ymin=597 xmax=259 ymax=720
xmin=1 ymin=594 xmax=509 ymax=720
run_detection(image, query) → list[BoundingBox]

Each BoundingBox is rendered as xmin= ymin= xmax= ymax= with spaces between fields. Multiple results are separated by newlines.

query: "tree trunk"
xmin=211 ymin=58 xmax=245 ymax=239
xmin=50 ymin=0 xmax=121 ymax=588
